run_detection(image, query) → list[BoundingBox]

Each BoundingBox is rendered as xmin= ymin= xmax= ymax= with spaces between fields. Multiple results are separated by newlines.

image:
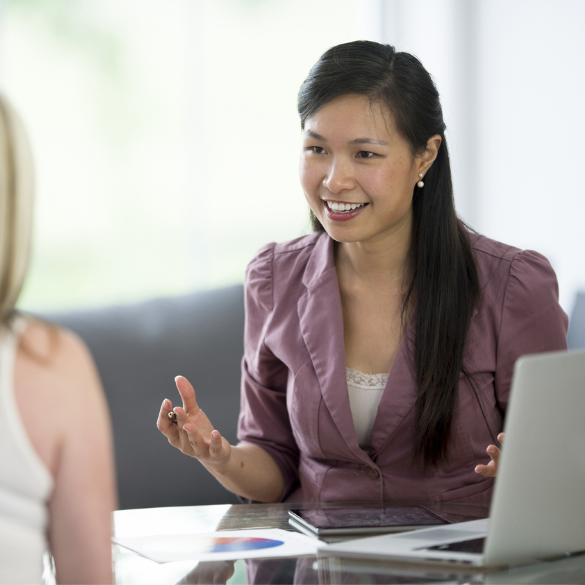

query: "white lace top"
xmin=346 ymin=367 xmax=389 ymax=450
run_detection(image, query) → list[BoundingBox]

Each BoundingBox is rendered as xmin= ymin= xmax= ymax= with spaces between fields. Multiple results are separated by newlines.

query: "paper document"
xmin=112 ymin=528 xmax=322 ymax=563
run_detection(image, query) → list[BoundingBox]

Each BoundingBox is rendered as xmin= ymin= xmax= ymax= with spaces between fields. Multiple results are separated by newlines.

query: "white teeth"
xmin=326 ymin=201 xmax=365 ymax=213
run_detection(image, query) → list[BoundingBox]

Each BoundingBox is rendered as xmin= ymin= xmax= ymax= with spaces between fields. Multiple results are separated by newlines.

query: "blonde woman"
xmin=0 ymin=95 xmax=116 ymax=584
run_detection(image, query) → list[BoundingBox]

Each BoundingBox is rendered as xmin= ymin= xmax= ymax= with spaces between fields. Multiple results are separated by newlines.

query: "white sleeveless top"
xmin=0 ymin=322 xmax=53 ymax=585
xmin=346 ymin=367 xmax=389 ymax=450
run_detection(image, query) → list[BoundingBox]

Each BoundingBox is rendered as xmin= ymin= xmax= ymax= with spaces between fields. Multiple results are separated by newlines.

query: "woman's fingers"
xmin=474 ymin=432 xmax=505 ymax=477
xmin=208 ymin=430 xmax=225 ymax=459
xmin=182 ymin=423 xmax=206 ymax=454
xmin=182 ymin=423 xmax=230 ymax=465
xmin=173 ymin=408 xmax=201 ymax=455
xmin=474 ymin=443 xmax=502 ymax=478
xmin=175 ymin=376 xmax=215 ymax=435
xmin=156 ymin=398 xmax=181 ymax=447
xmin=487 ymin=444 xmax=501 ymax=466
xmin=474 ymin=461 xmax=496 ymax=477
xmin=181 ymin=423 xmax=206 ymax=456
xmin=157 ymin=397 xmax=171 ymax=423
xmin=174 ymin=408 xmax=219 ymax=462
xmin=175 ymin=375 xmax=200 ymax=415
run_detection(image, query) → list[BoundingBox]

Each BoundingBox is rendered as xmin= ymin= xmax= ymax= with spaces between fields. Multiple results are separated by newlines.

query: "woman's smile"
xmin=323 ymin=200 xmax=369 ymax=221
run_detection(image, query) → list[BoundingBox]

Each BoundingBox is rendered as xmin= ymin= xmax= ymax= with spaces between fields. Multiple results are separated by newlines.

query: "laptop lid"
xmin=485 ymin=349 xmax=585 ymax=565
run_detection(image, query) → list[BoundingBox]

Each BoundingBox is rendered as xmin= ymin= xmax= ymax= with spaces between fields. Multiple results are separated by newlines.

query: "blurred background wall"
xmin=0 ymin=0 xmax=583 ymax=313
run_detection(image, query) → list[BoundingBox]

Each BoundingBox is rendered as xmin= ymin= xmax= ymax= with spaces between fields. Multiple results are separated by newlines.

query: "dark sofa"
xmin=44 ymin=285 xmax=245 ymax=510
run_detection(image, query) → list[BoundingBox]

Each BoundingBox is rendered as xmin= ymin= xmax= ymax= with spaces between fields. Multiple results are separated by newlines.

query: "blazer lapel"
xmin=297 ymin=234 xmax=366 ymax=460
xmin=369 ymin=321 xmax=418 ymax=457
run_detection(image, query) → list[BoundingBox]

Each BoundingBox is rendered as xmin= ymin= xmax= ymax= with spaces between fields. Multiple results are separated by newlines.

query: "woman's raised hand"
xmin=157 ymin=376 xmax=231 ymax=467
xmin=157 ymin=376 xmax=285 ymax=503
xmin=474 ymin=432 xmax=505 ymax=478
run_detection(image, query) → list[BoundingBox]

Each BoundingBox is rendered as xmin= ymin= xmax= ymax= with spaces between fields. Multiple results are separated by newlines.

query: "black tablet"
xmin=288 ymin=505 xmax=450 ymax=536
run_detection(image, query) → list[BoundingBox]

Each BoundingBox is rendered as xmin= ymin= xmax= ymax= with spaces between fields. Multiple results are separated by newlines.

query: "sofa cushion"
xmin=42 ymin=285 xmax=244 ymax=509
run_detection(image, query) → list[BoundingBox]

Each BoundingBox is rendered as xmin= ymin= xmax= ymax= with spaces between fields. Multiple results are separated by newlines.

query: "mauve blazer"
xmin=237 ymin=231 xmax=568 ymax=504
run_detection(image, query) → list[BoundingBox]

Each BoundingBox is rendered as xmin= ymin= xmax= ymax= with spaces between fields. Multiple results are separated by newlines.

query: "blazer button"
xmin=364 ymin=465 xmax=379 ymax=480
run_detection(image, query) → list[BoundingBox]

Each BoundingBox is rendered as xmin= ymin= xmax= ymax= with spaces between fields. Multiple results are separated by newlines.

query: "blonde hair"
xmin=0 ymin=94 xmax=34 ymax=326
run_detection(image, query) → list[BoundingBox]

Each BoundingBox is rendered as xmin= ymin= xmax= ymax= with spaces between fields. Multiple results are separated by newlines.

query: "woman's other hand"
xmin=474 ymin=433 xmax=505 ymax=478
xmin=157 ymin=375 xmax=231 ymax=468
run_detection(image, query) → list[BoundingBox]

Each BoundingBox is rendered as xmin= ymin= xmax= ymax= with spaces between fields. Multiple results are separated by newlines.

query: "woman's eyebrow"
xmin=304 ymin=130 xmax=327 ymax=141
xmin=348 ymin=137 xmax=389 ymax=146
xmin=304 ymin=130 xmax=388 ymax=146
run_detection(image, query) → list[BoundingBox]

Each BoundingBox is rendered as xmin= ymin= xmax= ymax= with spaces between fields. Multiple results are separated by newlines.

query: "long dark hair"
xmin=298 ymin=41 xmax=482 ymax=469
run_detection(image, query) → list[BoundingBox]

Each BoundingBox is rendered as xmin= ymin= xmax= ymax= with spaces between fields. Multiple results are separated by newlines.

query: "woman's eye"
xmin=309 ymin=146 xmax=326 ymax=154
xmin=357 ymin=150 xmax=376 ymax=158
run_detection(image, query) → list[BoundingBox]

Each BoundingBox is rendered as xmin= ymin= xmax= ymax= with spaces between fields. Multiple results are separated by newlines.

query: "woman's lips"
xmin=323 ymin=201 xmax=368 ymax=222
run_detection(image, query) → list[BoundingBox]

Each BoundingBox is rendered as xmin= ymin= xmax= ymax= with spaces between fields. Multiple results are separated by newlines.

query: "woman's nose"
xmin=322 ymin=160 xmax=355 ymax=194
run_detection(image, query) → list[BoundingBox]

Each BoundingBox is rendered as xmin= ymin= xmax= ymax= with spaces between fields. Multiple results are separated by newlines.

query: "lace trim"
xmin=346 ymin=367 xmax=389 ymax=390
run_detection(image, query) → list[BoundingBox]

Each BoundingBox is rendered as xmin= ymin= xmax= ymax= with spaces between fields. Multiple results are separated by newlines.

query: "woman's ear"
xmin=418 ymin=134 xmax=442 ymax=174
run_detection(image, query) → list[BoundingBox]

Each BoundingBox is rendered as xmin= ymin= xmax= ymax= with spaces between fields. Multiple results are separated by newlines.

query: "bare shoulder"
xmin=14 ymin=317 xmax=106 ymax=476
xmin=17 ymin=318 xmax=99 ymax=388
xmin=19 ymin=317 xmax=90 ymax=362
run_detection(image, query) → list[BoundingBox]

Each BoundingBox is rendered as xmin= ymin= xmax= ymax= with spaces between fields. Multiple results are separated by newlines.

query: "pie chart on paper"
xmin=142 ymin=535 xmax=284 ymax=556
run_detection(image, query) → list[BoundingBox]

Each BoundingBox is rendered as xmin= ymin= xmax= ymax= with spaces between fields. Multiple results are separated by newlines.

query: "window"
xmin=1 ymin=0 xmax=366 ymax=310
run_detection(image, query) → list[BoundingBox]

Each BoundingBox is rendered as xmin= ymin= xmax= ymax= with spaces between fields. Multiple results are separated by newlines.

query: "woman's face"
xmin=300 ymin=94 xmax=431 ymax=247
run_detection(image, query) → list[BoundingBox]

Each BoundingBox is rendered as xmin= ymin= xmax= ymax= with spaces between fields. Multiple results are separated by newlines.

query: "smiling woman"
xmin=157 ymin=41 xmax=568 ymax=506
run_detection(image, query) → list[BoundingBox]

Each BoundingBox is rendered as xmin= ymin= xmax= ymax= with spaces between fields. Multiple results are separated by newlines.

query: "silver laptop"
xmin=320 ymin=349 xmax=585 ymax=569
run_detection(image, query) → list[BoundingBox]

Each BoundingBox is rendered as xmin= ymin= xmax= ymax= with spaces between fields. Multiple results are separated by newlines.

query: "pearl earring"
xmin=417 ymin=173 xmax=424 ymax=188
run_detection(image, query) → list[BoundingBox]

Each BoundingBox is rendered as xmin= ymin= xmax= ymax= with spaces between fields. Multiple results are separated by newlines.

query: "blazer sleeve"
xmin=494 ymin=250 xmax=568 ymax=411
xmin=237 ymin=243 xmax=300 ymax=500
